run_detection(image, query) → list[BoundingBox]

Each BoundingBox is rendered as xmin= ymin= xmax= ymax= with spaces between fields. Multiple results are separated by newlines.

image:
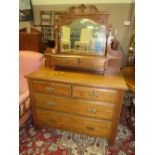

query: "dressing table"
xmin=26 ymin=5 xmax=127 ymax=145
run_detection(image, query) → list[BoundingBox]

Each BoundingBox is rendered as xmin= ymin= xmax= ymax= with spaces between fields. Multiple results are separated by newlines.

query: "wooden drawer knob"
xmin=87 ymin=108 xmax=97 ymax=113
xmin=47 ymin=102 xmax=56 ymax=106
xmin=46 ymin=87 xmax=55 ymax=92
xmin=88 ymin=90 xmax=98 ymax=97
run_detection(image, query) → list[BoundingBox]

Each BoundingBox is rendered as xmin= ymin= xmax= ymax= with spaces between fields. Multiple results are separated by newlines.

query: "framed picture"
xmin=19 ymin=0 xmax=33 ymax=21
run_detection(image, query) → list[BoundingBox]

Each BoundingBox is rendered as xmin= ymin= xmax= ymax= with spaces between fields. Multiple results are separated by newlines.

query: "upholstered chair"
xmin=19 ymin=51 xmax=44 ymax=128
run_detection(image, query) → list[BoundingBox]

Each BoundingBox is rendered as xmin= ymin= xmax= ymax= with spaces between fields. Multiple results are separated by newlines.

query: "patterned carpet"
xmin=19 ymin=91 xmax=135 ymax=155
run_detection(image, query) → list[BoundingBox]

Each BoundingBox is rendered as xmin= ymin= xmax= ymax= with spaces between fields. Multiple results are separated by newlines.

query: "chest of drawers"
xmin=27 ymin=69 xmax=127 ymax=145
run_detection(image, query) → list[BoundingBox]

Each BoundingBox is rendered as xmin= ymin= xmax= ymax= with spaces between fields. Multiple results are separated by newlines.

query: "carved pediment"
xmin=68 ymin=4 xmax=99 ymax=14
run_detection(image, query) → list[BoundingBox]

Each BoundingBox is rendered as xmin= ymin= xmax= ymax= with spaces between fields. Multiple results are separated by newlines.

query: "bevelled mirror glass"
xmin=60 ymin=18 xmax=107 ymax=55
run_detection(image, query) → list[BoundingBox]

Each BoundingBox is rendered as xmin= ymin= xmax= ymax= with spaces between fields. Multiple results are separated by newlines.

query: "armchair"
xmin=19 ymin=51 xmax=44 ymax=128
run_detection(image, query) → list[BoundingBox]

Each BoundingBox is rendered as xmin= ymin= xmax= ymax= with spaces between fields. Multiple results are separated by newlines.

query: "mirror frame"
xmin=55 ymin=5 xmax=110 ymax=56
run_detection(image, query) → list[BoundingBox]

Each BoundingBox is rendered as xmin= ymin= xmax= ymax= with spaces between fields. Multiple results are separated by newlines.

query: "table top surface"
xmin=121 ymin=66 xmax=135 ymax=91
xmin=26 ymin=68 xmax=128 ymax=90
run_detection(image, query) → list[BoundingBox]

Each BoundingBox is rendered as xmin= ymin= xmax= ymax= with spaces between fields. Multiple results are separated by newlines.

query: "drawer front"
xmin=52 ymin=57 xmax=105 ymax=72
xmin=53 ymin=57 xmax=79 ymax=67
xmin=73 ymin=86 xmax=117 ymax=102
xmin=34 ymin=93 xmax=115 ymax=120
xmin=32 ymin=81 xmax=71 ymax=96
xmin=35 ymin=109 xmax=112 ymax=138
xmin=80 ymin=58 xmax=105 ymax=68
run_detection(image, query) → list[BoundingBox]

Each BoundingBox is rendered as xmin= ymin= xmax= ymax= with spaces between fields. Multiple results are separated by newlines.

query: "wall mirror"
xmin=60 ymin=18 xmax=107 ymax=55
xmin=19 ymin=0 xmax=33 ymax=21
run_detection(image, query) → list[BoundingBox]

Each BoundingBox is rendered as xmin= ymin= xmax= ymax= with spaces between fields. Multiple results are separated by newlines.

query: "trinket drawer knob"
xmin=46 ymin=87 xmax=55 ymax=92
xmin=88 ymin=91 xmax=98 ymax=97
xmin=87 ymin=108 xmax=97 ymax=113
xmin=47 ymin=102 xmax=56 ymax=106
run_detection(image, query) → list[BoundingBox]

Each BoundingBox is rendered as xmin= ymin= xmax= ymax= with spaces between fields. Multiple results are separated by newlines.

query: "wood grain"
xmin=34 ymin=93 xmax=115 ymax=120
xmin=27 ymin=69 xmax=127 ymax=145
xmin=36 ymin=109 xmax=112 ymax=138
xmin=32 ymin=80 xmax=71 ymax=96
xmin=72 ymin=86 xmax=117 ymax=102
xmin=26 ymin=69 xmax=128 ymax=90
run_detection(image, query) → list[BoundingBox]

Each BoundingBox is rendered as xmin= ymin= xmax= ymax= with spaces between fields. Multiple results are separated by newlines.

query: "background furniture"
xmin=33 ymin=10 xmax=67 ymax=49
xmin=19 ymin=27 xmax=43 ymax=52
xmin=125 ymin=34 xmax=135 ymax=66
xmin=121 ymin=66 xmax=135 ymax=129
xmin=125 ymin=12 xmax=135 ymax=67
xmin=121 ymin=66 xmax=135 ymax=92
xmin=40 ymin=11 xmax=54 ymax=48
xmin=19 ymin=51 xmax=44 ymax=128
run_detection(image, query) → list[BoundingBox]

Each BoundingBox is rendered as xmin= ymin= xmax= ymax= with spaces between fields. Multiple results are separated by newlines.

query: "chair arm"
xmin=19 ymin=91 xmax=29 ymax=105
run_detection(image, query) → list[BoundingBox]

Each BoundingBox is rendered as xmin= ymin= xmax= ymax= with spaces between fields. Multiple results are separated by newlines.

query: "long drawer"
xmin=73 ymin=86 xmax=117 ymax=102
xmin=32 ymin=81 xmax=71 ymax=96
xmin=52 ymin=56 xmax=106 ymax=72
xmin=35 ymin=109 xmax=112 ymax=138
xmin=34 ymin=93 xmax=115 ymax=120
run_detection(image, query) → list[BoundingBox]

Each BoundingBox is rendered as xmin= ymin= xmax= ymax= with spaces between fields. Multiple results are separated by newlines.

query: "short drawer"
xmin=35 ymin=109 xmax=112 ymax=138
xmin=80 ymin=58 xmax=105 ymax=68
xmin=73 ymin=86 xmax=117 ymax=102
xmin=53 ymin=57 xmax=79 ymax=67
xmin=32 ymin=81 xmax=71 ymax=96
xmin=34 ymin=93 xmax=115 ymax=120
